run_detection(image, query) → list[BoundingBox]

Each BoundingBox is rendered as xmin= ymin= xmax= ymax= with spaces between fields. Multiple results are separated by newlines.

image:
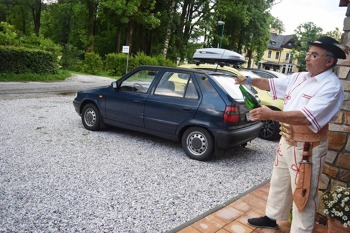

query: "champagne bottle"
xmin=239 ymin=84 xmax=261 ymax=110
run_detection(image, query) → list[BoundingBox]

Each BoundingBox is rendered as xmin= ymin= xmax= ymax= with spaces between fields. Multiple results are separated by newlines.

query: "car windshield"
xmin=209 ymin=74 xmax=244 ymax=100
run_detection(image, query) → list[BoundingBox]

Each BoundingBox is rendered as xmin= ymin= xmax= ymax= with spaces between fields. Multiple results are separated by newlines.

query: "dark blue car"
xmin=73 ymin=66 xmax=262 ymax=161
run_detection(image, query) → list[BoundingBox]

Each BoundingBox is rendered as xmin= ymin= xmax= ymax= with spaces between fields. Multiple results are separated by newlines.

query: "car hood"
xmin=77 ymin=85 xmax=111 ymax=94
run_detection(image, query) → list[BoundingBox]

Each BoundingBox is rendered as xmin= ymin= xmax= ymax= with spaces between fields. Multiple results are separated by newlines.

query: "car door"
xmin=105 ymin=68 xmax=158 ymax=127
xmin=144 ymin=71 xmax=201 ymax=134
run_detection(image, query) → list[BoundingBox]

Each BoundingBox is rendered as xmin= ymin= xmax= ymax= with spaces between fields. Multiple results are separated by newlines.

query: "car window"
xmin=251 ymin=70 xmax=275 ymax=79
xmin=154 ymin=72 xmax=198 ymax=99
xmin=119 ymin=69 xmax=157 ymax=93
xmin=184 ymin=78 xmax=198 ymax=99
xmin=210 ymin=75 xmax=244 ymax=100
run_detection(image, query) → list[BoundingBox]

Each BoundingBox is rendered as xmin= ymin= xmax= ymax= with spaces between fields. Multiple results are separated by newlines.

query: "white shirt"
xmin=269 ymin=70 xmax=344 ymax=133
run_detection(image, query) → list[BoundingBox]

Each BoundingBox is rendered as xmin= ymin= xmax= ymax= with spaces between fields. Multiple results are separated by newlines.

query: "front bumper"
xmin=72 ymin=100 xmax=81 ymax=115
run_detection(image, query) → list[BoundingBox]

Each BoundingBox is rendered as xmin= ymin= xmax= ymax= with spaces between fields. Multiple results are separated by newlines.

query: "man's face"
xmin=305 ymin=46 xmax=334 ymax=76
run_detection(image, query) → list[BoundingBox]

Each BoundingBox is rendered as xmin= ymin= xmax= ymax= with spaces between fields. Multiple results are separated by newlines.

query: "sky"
xmin=270 ymin=0 xmax=347 ymax=35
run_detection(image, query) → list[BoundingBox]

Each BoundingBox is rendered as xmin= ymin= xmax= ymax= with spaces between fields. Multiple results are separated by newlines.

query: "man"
xmin=238 ymin=36 xmax=345 ymax=232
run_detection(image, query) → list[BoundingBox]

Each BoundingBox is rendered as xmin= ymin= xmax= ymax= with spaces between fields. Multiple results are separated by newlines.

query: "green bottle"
xmin=239 ymin=84 xmax=261 ymax=110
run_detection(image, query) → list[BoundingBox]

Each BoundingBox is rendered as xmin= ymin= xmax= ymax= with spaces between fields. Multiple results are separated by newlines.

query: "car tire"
xmin=181 ymin=127 xmax=214 ymax=161
xmin=259 ymin=120 xmax=281 ymax=141
xmin=82 ymin=103 xmax=102 ymax=131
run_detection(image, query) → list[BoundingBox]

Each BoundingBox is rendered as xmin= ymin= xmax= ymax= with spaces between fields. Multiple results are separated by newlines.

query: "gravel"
xmin=0 ymin=94 xmax=278 ymax=232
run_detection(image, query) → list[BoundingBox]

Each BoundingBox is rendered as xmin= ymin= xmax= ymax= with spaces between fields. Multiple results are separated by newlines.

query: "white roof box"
xmin=193 ymin=48 xmax=245 ymax=65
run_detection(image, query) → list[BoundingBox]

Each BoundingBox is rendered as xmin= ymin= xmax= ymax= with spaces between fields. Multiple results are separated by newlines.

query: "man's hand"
xmin=249 ymin=106 xmax=310 ymax=126
xmin=234 ymin=75 xmax=248 ymax=85
xmin=248 ymin=105 xmax=272 ymax=121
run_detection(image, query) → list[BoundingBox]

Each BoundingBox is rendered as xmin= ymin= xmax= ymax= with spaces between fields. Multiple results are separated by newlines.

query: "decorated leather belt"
xmin=280 ymin=123 xmax=328 ymax=146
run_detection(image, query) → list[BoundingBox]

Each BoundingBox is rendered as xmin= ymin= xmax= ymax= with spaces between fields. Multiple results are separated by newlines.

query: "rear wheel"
xmin=82 ymin=103 xmax=101 ymax=131
xmin=259 ymin=120 xmax=280 ymax=141
xmin=181 ymin=127 xmax=214 ymax=161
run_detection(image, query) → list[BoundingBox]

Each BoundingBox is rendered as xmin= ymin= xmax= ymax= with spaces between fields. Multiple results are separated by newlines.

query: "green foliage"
xmin=18 ymin=33 xmax=62 ymax=58
xmin=0 ymin=46 xmax=57 ymax=74
xmin=0 ymin=70 xmax=71 ymax=82
xmin=3 ymin=0 xmax=343 ymax=76
xmin=293 ymin=22 xmax=323 ymax=71
xmin=83 ymin=52 xmax=103 ymax=75
xmin=130 ymin=52 xmax=158 ymax=70
xmin=270 ymin=16 xmax=285 ymax=34
xmin=325 ymin=28 xmax=342 ymax=42
xmin=0 ymin=22 xmax=19 ymax=46
xmin=60 ymin=44 xmax=85 ymax=70
xmin=105 ymin=52 xmax=175 ymax=76
xmin=154 ymin=54 xmax=176 ymax=66
xmin=105 ymin=53 xmax=128 ymax=76
xmin=0 ymin=22 xmax=61 ymax=57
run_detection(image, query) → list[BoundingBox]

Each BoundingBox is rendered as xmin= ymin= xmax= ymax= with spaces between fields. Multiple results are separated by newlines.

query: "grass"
xmin=0 ymin=70 xmax=72 ymax=82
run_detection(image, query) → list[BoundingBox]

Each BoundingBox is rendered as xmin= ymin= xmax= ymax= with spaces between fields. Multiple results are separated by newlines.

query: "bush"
xmin=323 ymin=187 xmax=350 ymax=227
xmin=105 ymin=53 xmax=128 ymax=76
xmin=0 ymin=22 xmax=19 ymax=46
xmin=0 ymin=46 xmax=57 ymax=74
xmin=60 ymin=44 xmax=84 ymax=70
xmin=19 ymin=34 xmax=61 ymax=58
xmin=154 ymin=54 xmax=176 ymax=66
xmin=130 ymin=52 xmax=158 ymax=70
xmin=83 ymin=52 xmax=103 ymax=75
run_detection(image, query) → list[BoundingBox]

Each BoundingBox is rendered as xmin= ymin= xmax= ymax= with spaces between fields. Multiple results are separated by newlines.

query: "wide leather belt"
xmin=280 ymin=123 xmax=328 ymax=146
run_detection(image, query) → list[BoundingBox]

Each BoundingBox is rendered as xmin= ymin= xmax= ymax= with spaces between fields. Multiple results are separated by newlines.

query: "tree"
xmin=172 ymin=0 xmax=217 ymax=60
xmin=213 ymin=0 xmax=273 ymax=67
xmin=293 ymin=22 xmax=323 ymax=71
xmin=99 ymin=0 xmax=160 ymax=54
xmin=270 ymin=16 xmax=285 ymax=34
xmin=325 ymin=27 xmax=342 ymax=42
xmin=0 ymin=0 xmax=43 ymax=36
xmin=162 ymin=0 xmax=177 ymax=58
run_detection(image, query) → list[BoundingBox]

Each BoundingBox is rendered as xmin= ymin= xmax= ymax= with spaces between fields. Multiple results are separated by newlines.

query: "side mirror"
xmin=112 ymin=81 xmax=118 ymax=89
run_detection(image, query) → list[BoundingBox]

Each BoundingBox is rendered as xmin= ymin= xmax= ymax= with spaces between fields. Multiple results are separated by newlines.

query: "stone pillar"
xmin=317 ymin=0 xmax=350 ymax=224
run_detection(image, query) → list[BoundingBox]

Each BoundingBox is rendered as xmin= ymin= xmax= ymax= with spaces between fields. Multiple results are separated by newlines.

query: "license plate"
xmin=246 ymin=112 xmax=251 ymax=121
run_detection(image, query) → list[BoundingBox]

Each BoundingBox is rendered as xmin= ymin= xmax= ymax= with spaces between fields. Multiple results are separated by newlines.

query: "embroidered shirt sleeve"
xmin=269 ymin=73 xmax=298 ymax=100
xmin=301 ymin=76 xmax=344 ymax=133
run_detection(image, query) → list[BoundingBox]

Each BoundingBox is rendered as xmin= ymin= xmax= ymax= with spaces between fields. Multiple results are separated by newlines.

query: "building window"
xmin=282 ymin=65 xmax=286 ymax=74
xmin=275 ymin=52 xmax=280 ymax=59
xmin=288 ymin=65 xmax=293 ymax=73
xmin=289 ymin=54 xmax=294 ymax=63
xmin=285 ymin=53 xmax=290 ymax=61
xmin=268 ymin=50 xmax=272 ymax=58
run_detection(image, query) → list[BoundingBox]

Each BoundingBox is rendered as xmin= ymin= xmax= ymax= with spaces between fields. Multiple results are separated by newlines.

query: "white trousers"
xmin=265 ymin=137 xmax=328 ymax=233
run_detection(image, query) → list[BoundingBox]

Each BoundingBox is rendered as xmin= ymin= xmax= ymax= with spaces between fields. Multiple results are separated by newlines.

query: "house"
xmin=254 ymin=33 xmax=299 ymax=74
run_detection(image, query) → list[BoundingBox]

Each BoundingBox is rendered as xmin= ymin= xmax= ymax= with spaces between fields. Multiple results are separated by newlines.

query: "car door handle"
xmin=182 ymin=106 xmax=192 ymax=111
xmin=133 ymin=99 xmax=141 ymax=103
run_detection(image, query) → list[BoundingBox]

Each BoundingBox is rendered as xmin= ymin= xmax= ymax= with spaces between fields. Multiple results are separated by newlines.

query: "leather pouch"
xmin=292 ymin=142 xmax=312 ymax=212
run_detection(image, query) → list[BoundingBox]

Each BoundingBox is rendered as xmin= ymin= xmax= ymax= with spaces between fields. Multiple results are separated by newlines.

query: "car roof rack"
xmin=193 ymin=48 xmax=245 ymax=65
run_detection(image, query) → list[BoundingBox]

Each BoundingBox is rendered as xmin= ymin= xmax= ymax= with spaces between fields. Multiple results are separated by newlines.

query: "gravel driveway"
xmin=0 ymin=79 xmax=278 ymax=232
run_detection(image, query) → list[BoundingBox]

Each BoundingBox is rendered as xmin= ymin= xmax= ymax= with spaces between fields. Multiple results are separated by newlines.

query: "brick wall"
xmin=317 ymin=0 xmax=350 ymax=223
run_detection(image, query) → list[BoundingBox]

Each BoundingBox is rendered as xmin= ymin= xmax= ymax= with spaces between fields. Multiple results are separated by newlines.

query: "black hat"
xmin=308 ymin=36 xmax=346 ymax=59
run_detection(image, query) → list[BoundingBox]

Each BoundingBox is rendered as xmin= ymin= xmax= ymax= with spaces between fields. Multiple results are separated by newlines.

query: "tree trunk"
xmin=31 ymin=0 xmax=41 ymax=36
xmin=162 ymin=0 xmax=176 ymax=58
xmin=126 ymin=22 xmax=133 ymax=50
xmin=115 ymin=25 xmax=121 ymax=53
xmin=85 ymin=0 xmax=95 ymax=52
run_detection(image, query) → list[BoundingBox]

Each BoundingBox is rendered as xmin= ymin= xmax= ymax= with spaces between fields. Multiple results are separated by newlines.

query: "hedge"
xmin=0 ymin=46 xmax=57 ymax=74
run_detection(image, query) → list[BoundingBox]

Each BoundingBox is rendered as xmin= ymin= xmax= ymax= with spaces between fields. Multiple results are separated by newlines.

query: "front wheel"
xmin=181 ymin=127 xmax=214 ymax=161
xmin=81 ymin=103 xmax=101 ymax=131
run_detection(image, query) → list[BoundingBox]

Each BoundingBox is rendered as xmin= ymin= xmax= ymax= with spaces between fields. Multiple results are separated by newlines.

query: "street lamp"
xmin=217 ymin=21 xmax=225 ymax=48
